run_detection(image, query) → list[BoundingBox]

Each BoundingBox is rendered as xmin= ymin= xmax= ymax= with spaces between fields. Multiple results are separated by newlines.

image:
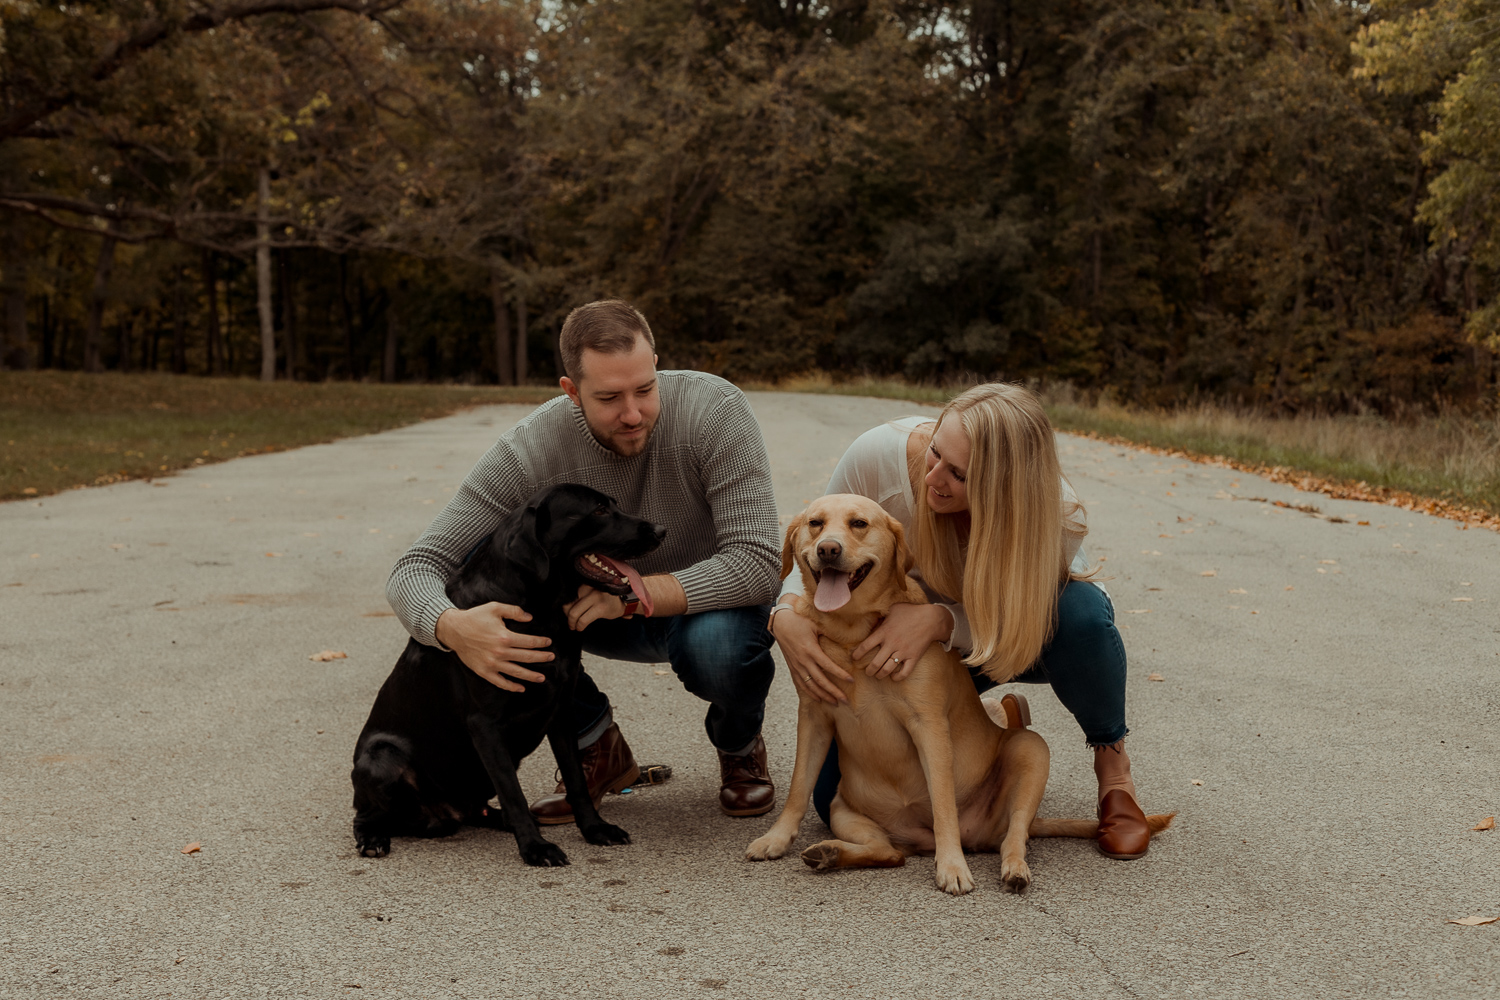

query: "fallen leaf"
xmin=181 ymin=842 xmax=201 ymax=855
xmin=1474 ymin=817 xmax=1496 ymax=831
xmin=368 ymin=528 xmax=381 ymax=534
xmin=1200 ymin=570 xmax=1217 ymax=577
xmin=309 ymin=650 xmax=348 ymax=662
xmin=1249 ymin=610 xmax=1260 ymax=615
xmin=1229 ymin=588 xmax=1248 ymax=594
xmin=1165 ymin=491 xmax=1175 ymax=496
xmin=1191 ymin=780 xmax=1203 ymax=786
xmin=1357 ymin=520 xmax=1370 ymax=526
xmin=1317 ymin=568 xmax=1327 ymax=574
xmin=1147 ymin=673 xmax=1164 ymax=682
xmin=1126 ymin=609 xmax=1151 ymax=614
xmin=1158 ymin=533 xmax=1172 ymax=538
xmin=109 ymin=543 xmax=124 ymax=550
xmin=653 ymin=669 xmax=670 ymax=676
xmin=1453 ymin=597 xmax=1473 ymax=602
xmin=1319 ymin=559 xmax=1338 ymax=565
xmin=22 ymin=487 xmax=37 ymax=494
xmin=1285 ymin=586 xmax=1295 ymax=591
xmin=1461 ymin=582 xmax=1472 ymax=586
xmin=1447 ymin=915 xmax=1498 ymax=926
xmin=265 ymin=552 xmax=281 ymax=558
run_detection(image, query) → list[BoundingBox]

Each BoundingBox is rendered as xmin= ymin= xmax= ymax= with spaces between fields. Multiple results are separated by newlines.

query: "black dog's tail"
xmin=352 ymin=733 xmax=416 ymax=813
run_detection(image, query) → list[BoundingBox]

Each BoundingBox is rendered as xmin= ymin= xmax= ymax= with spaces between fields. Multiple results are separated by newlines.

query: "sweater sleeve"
xmin=669 ymin=391 xmax=782 ymax=612
xmin=385 ymin=440 xmax=534 ymax=648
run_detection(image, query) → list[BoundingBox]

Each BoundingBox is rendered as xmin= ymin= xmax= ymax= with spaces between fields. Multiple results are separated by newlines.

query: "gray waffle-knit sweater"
xmin=386 ymin=370 xmax=782 ymax=648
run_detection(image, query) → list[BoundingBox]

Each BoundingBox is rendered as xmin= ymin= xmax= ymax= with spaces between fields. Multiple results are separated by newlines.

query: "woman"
xmin=770 ymin=382 xmax=1153 ymax=859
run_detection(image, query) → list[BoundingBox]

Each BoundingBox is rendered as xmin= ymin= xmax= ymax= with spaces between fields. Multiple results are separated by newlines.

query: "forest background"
xmin=1 ymin=0 xmax=1499 ymax=414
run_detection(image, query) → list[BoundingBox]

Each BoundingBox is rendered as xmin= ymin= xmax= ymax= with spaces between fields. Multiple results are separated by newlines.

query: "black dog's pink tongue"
xmin=599 ymin=555 xmax=653 ymax=617
xmin=814 ymin=570 xmax=852 ymax=612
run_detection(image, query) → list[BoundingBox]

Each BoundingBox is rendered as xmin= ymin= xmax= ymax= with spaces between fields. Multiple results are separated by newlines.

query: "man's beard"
xmin=586 ymin=414 xmax=657 ymax=456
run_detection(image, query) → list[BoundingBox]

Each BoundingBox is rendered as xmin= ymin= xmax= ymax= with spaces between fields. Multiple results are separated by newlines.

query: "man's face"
xmin=559 ymin=336 xmax=661 ymax=457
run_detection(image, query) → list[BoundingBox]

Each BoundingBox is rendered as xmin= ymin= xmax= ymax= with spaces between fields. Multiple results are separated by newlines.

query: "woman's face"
xmin=924 ymin=416 xmax=971 ymax=514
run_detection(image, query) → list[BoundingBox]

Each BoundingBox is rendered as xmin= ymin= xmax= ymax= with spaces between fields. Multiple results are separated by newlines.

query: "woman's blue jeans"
xmin=571 ymin=604 xmax=776 ymax=754
xmin=811 ymin=579 xmax=1127 ymax=825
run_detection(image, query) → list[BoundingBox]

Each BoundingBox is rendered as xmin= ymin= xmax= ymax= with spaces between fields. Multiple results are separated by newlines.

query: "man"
xmin=386 ymin=299 xmax=782 ymax=823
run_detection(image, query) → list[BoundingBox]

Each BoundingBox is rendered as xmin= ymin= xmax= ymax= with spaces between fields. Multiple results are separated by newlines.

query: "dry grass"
xmin=760 ymin=374 xmax=1500 ymax=516
xmin=0 ymin=372 xmax=560 ymax=502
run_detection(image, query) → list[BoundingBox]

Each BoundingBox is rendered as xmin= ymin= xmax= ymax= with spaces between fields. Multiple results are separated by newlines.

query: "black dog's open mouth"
xmin=811 ymin=561 xmax=872 ymax=612
xmin=576 ymin=553 xmax=653 ymax=616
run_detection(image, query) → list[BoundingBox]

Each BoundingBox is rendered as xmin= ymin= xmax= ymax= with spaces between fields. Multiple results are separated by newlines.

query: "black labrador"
xmin=351 ymin=483 xmax=666 ymax=866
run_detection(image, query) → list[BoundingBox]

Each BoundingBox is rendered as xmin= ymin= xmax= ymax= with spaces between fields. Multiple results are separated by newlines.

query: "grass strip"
xmin=1 ymin=372 xmax=560 ymax=502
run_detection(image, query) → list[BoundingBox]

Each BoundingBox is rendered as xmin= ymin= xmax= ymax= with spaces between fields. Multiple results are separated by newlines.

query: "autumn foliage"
xmin=0 ymin=0 xmax=1496 ymax=412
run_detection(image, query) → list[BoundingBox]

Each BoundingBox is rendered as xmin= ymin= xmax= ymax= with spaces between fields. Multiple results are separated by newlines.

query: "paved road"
xmin=3 ymin=392 xmax=1497 ymax=999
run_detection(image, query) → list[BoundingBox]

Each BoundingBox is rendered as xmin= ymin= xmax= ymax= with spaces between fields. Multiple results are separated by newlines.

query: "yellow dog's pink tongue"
xmin=814 ymin=570 xmax=852 ymax=612
xmin=599 ymin=554 xmax=653 ymax=617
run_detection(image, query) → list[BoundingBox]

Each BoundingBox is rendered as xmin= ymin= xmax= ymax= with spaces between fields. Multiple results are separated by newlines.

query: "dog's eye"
xmin=807 ymin=518 xmax=823 ymax=528
xmin=593 ymin=505 xmax=609 ymax=517
xmin=849 ymin=519 xmax=868 ymax=529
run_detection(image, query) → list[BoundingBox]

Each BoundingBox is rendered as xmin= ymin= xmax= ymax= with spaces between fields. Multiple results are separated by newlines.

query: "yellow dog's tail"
xmin=1029 ymin=813 xmax=1177 ymax=839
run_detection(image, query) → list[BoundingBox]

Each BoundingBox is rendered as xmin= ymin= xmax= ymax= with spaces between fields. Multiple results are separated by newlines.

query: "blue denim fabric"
xmin=572 ymin=604 xmax=775 ymax=753
xmin=811 ymin=579 xmax=1127 ymax=826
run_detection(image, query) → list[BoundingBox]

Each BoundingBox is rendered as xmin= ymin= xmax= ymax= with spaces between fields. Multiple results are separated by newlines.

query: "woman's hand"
xmin=853 ymin=603 xmax=954 ymax=682
xmin=770 ymin=604 xmax=852 ymax=705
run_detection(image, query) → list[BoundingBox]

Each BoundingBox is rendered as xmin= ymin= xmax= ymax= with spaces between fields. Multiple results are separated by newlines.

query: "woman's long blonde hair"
xmin=909 ymin=383 xmax=1087 ymax=682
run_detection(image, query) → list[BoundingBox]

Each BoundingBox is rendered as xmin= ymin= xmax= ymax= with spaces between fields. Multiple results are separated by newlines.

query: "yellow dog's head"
xmin=781 ymin=493 xmax=915 ymax=618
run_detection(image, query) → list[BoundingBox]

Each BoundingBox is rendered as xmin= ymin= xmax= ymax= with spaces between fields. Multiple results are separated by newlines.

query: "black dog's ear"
xmin=506 ymin=502 xmax=551 ymax=582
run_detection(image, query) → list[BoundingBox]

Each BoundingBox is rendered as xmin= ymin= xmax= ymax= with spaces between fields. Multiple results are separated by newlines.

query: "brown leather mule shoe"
xmin=1097 ymin=788 xmax=1151 ymax=860
xmin=528 ymin=723 xmax=640 ymax=826
xmin=718 ymin=735 xmax=775 ymax=817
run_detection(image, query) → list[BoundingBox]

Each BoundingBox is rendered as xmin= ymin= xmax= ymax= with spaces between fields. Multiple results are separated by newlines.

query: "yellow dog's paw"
xmin=1000 ymin=857 xmax=1031 ymax=894
xmin=935 ymin=859 xmax=975 ymax=896
xmin=745 ymin=834 xmax=791 ymax=861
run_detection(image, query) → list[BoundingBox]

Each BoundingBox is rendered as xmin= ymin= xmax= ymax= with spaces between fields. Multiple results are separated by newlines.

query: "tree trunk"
xmin=83 ymin=236 xmax=117 ymax=373
xmin=339 ymin=255 xmax=356 ymax=379
xmin=491 ymin=269 xmax=513 ymax=385
xmin=41 ymin=294 xmax=54 ymax=368
xmin=172 ymin=271 xmax=187 ymax=374
xmin=257 ymin=165 xmax=275 ymax=382
xmin=383 ymin=292 xmax=400 ymax=383
xmin=514 ymin=292 xmax=527 ymax=385
xmin=278 ymin=249 xmax=300 ymax=380
xmin=117 ymin=308 xmax=133 ymax=372
xmin=2 ymin=256 xmax=29 ymax=370
xmin=202 ymin=249 xmax=221 ymax=375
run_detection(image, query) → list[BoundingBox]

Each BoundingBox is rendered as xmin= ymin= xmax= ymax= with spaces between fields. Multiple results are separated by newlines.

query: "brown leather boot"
xmin=528 ymin=723 xmax=640 ymax=826
xmin=1096 ymin=789 xmax=1151 ymax=860
xmin=717 ymin=734 xmax=775 ymax=817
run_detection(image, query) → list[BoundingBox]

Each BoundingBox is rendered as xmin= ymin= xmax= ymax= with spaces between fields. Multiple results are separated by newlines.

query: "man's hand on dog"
xmin=771 ymin=607 xmax=853 ymax=705
xmin=853 ymin=602 xmax=954 ymax=681
xmin=564 ymin=576 xmax=687 ymax=632
xmin=565 ymin=584 xmax=632 ymax=632
xmin=435 ymin=604 xmax=554 ymax=692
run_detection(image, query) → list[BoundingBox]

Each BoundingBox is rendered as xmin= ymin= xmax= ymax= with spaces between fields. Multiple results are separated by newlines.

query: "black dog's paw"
xmin=519 ymin=841 xmax=571 ymax=867
xmin=581 ymin=822 xmax=631 ymax=847
xmin=356 ymin=835 xmax=391 ymax=859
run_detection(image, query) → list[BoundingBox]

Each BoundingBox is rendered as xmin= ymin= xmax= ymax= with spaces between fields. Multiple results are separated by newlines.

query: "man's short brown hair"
xmin=558 ymin=300 xmax=655 ymax=381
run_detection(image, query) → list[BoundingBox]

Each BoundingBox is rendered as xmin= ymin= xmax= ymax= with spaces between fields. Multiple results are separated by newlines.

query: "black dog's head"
xmin=502 ymin=484 xmax=666 ymax=609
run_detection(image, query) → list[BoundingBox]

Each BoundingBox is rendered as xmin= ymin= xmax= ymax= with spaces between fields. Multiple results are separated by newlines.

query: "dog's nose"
xmin=816 ymin=538 xmax=842 ymax=563
xmin=648 ymin=523 xmax=667 ymax=543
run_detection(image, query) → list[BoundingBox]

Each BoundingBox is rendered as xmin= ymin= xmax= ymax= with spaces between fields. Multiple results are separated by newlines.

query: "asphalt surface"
xmin=2 ymin=390 xmax=1497 ymax=999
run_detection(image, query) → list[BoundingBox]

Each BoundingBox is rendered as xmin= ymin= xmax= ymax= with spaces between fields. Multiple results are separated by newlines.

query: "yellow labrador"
xmin=747 ymin=493 xmax=1172 ymax=893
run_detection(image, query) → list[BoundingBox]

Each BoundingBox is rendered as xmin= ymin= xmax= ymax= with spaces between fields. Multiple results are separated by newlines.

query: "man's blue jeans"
xmin=572 ymin=604 xmax=776 ymax=754
xmin=811 ymin=579 xmax=1127 ymax=825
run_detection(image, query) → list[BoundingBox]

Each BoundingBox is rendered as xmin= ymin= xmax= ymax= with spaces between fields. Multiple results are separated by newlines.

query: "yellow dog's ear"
xmin=780 ymin=518 xmax=802 ymax=582
xmin=887 ymin=514 xmax=914 ymax=580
